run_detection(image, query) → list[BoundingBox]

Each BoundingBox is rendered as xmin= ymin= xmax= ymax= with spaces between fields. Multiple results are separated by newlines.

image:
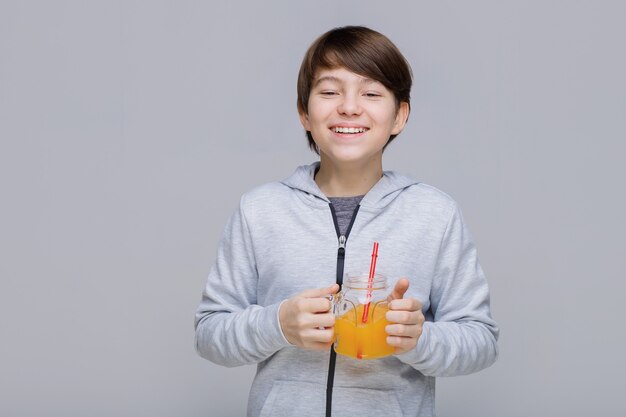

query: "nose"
xmin=337 ymin=92 xmax=362 ymax=116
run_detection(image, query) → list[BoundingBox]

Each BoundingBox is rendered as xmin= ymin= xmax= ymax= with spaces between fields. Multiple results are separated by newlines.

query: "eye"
xmin=320 ymin=90 xmax=338 ymax=96
xmin=364 ymin=92 xmax=382 ymax=98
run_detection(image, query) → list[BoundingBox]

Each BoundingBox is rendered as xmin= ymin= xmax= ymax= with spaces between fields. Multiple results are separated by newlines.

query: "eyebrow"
xmin=313 ymin=75 xmax=378 ymax=88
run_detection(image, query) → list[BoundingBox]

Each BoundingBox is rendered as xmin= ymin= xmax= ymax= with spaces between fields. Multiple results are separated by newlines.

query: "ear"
xmin=299 ymin=110 xmax=311 ymax=131
xmin=391 ymin=102 xmax=410 ymax=135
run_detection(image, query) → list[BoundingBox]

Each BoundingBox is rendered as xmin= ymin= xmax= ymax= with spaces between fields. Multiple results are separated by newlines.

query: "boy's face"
xmin=299 ymin=67 xmax=409 ymax=166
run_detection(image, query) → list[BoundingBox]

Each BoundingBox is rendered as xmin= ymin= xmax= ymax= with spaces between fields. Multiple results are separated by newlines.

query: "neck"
xmin=315 ymin=155 xmax=383 ymax=197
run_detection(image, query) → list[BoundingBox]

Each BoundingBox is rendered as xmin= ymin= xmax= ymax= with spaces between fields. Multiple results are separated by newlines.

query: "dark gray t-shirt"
xmin=328 ymin=195 xmax=364 ymax=236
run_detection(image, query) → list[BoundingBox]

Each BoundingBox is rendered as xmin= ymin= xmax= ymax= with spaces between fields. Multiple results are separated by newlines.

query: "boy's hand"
xmin=385 ymin=278 xmax=425 ymax=355
xmin=279 ymin=284 xmax=339 ymax=351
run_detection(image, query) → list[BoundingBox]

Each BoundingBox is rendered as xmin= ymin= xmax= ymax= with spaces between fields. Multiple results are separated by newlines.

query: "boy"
xmin=195 ymin=26 xmax=498 ymax=417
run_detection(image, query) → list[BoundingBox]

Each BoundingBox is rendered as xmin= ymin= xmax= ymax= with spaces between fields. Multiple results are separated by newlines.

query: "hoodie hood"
xmin=280 ymin=162 xmax=419 ymax=209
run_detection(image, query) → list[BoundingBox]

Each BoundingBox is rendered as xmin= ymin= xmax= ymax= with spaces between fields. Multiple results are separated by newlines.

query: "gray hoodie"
xmin=195 ymin=162 xmax=499 ymax=417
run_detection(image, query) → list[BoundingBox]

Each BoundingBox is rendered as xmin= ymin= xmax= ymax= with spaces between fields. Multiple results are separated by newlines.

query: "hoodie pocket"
xmin=258 ymin=380 xmax=324 ymax=417
xmin=258 ymin=380 xmax=403 ymax=417
xmin=332 ymin=385 xmax=403 ymax=417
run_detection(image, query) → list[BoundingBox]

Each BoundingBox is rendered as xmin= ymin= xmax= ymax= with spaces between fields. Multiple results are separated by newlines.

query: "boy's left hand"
xmin=385 ymin=278 xmax=425 ymax=355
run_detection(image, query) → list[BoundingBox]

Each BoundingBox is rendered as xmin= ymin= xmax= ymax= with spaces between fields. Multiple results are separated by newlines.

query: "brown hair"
xmin=297 ymin=26 xmax=413 ymax=154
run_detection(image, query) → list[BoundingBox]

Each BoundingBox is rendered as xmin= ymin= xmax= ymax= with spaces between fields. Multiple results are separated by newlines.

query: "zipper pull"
xmin=338 ymin=235 xmax=346 ymax=249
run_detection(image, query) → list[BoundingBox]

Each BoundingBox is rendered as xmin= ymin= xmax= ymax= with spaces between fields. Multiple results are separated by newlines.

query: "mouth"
xmin=331 ymin=126 xmax=370 ymax=134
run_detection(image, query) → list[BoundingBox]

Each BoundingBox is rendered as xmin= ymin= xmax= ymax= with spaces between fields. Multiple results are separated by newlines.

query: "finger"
xmin=313 ymin=313 xmax=336 ymax=328
xmin=301 ymin=312 xmax=335 ymax=328
xmin=387 ymin=278 xmax=409 ymax=302
xmin=386 ymin=310 xmax=422 ymax=325
xmin=385 ymin=323 xmax=420 ymax=338
xmin=298 ymin=284 xmax=340 ymax=299
xmin=302 ymin=327 xmax=334 ymax=344
xmin=297 ymin=297 xmax=332 ymax=313
xmin=386 ymin=335 xmax=418 ymax=350
xmin=306 ymin=312 xmax=335 ymax=328
xmin=307 ymin=341 xmax=334 ymax=351
xmin=389 ymin=297 xmax=422 ymax=312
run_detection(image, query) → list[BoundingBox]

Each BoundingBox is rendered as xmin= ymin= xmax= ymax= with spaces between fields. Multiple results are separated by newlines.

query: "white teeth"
xmin=333 ymin=127 xmax=367 ymax=134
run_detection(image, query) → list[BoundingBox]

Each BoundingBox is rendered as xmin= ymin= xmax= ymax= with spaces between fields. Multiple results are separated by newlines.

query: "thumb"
xmin=298 ymin=283 xmax=340 ymax=299
xmin=387 ymin=278 xmax=409 ymax=301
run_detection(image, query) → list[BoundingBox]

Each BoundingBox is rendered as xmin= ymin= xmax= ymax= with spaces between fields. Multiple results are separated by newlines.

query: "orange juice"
xmin=334 ymin=302 xmax=394 ymax=359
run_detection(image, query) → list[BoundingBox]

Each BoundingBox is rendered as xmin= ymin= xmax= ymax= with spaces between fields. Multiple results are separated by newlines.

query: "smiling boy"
xmin=300 ymin=66 xmax=409 ymax=197
xmin=195 ymin=26 xmax=498 ymax=417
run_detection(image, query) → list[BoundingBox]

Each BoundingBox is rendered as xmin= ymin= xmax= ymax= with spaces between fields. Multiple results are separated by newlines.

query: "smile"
xmin=332 ymin=127 xmax=369 ymax=134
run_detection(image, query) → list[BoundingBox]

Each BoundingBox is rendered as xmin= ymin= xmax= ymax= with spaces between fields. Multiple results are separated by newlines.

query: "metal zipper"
xmin=326 ymin=203 xmax=360 ymax=417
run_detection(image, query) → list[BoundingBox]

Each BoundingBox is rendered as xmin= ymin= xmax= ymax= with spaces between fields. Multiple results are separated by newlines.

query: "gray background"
xmin=1 ymin=1 xmax=625 ymax=416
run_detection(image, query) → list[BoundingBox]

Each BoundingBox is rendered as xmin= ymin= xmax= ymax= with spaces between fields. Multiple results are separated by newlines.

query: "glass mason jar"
xmin=333 ymin=273 xmax=394 ymax=359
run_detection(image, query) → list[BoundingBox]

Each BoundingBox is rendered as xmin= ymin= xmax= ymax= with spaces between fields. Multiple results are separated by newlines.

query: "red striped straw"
xmin=361 ymin=241 xmax=379 ymax=324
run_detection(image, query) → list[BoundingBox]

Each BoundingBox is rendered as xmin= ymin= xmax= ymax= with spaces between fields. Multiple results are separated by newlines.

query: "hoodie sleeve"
xmin=194 ymin=196 xmax=292 ymax=367
xmin=395 ymin=203 xmax=499 ymax=376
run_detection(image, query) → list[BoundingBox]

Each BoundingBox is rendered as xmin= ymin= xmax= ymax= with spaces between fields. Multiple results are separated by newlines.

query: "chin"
xmin=324 ymin=151 xmax=377 ymax=165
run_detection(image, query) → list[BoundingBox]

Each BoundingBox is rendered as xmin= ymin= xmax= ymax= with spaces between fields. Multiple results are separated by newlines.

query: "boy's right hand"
xmin=279 ymin=284 xmax=339 ymax=350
